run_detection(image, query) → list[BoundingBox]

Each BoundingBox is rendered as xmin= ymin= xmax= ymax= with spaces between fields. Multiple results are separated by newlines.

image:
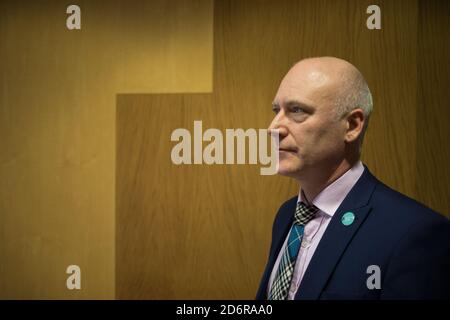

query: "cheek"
xmin=294 ymin=122 xmax=344 ymax=156
xmin=291 ymin=125 xmax=319 ymax=149
xmin=315 ymin=124 xmax=347 ymax=155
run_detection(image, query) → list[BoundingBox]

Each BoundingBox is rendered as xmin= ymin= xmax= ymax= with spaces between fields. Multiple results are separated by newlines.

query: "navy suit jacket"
xmin=256 ymin=166 xmax=450 ymax=299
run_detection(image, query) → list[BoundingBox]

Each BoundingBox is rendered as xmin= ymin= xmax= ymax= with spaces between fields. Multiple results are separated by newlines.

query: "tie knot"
xmin=294 ymin=201 xmax=319 ymax=225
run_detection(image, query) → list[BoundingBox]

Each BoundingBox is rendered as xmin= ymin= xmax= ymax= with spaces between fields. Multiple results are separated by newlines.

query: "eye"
xmin=272 ymin=106 xmax=280 ymax=114
xmin=291 ymin=106 xmax=304 ymax=113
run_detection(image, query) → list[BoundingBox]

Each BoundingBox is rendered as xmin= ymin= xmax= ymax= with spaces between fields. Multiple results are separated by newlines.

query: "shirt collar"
xmin=298 ymin=161 xmax=365 ymax=217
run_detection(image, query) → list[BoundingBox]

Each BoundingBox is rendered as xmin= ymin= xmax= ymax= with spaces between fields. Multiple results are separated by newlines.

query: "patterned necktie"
xmin=268 ymin=201 xmax=319 ymax=300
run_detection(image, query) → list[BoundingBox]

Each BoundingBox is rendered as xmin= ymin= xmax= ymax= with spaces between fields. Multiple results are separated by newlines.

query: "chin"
xmin=277 ymin=161 xmax=302 ymax=179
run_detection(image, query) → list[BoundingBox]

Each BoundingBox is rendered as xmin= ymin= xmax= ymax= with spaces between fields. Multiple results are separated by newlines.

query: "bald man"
xmin=256 ymin=57 xmax=450 ymax=300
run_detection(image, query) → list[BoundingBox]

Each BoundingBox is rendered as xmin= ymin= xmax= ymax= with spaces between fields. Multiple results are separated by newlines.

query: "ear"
xmin=345 ymin=108 xmax=365 ymax=143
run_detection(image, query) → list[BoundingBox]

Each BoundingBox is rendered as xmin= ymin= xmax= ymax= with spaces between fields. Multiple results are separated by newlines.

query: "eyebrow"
xmin=272 ymin=100 xmax=315 ymax=112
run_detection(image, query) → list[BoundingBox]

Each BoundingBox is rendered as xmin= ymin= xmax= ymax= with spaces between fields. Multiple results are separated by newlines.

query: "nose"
xmin=268 ymin=110 xmax=288 ymax=138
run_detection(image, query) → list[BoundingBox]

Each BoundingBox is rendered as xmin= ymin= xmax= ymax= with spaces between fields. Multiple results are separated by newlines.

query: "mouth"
xmin=278 ymin=147 xmax=297 ymax=154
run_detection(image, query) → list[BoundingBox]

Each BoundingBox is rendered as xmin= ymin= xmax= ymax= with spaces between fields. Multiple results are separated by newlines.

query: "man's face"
xmin=269 ymin=63 xmax=348 ymax=180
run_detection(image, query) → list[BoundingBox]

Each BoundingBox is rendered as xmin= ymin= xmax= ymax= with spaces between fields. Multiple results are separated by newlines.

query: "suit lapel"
xmin=256 ymin=197 xmax=296 ymax=299
xmin=294 ymin=166 xmax=378 ymax=300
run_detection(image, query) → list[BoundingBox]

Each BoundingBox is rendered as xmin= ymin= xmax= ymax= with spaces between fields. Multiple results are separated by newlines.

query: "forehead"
xmin=274 ymin=63 xmax=341 ymax=108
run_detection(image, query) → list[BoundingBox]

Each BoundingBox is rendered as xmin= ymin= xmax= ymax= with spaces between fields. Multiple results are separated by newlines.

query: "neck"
xmin=299 ymin=157 xmax=359 ymax=202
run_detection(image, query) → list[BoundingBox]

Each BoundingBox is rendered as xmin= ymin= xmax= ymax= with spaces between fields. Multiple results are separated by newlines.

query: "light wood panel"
xmin=0 ymin=0 xmax=212 ymax=299
xmin=117 ymin=0 xmax=421 ymax=299
xmin=417 ymin=0 xmax=450 ymax=217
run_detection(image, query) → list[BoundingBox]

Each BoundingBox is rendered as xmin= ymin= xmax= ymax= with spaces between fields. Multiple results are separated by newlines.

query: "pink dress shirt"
xmin=267 ymin=161 xmax=365 ymax=299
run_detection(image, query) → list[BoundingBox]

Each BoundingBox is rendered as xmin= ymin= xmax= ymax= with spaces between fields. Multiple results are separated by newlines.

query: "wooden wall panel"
xmin=417 ymin=0 xmax=450 ymax=217
xmin=117 ymin=0 xmax=421 ymax=299
xmin=0 ymin=0 xmax=212 ymax=299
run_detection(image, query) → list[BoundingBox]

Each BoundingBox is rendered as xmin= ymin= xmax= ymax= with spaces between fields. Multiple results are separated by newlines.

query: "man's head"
xmin=268 ymin=57 xmax=372 ymax=180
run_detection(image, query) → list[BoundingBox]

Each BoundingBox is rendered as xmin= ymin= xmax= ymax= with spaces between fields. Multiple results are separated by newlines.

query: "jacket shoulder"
xmin=372 ymin=180 xmax=449 ymax=225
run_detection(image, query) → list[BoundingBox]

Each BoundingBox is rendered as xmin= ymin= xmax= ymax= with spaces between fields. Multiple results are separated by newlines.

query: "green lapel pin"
xmin=341 ymin=211 xmax=355 ymax=226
